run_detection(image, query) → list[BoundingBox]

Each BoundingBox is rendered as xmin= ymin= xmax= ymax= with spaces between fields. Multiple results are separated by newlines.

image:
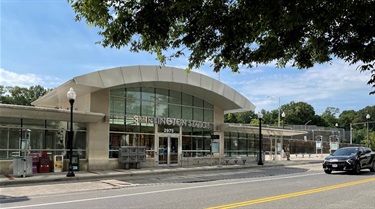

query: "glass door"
xmin=170 ymin=137 xmax=178 ymax=165
xmin=158 ymin=135 xmax=179 ymax=166
xmin=158 ymin=137 xmax=168 ymax=165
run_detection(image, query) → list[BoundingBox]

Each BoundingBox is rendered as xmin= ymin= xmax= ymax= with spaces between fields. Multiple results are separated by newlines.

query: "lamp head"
xmin=67 ymin=87 xmax=76 ymax=101
xmin=281 ymin=112 xmax=285 ymax=118
xmin=258 ymin=112 xmax=263 ymax=119
xmin=366 ymin=114 xmax=370 ymax=120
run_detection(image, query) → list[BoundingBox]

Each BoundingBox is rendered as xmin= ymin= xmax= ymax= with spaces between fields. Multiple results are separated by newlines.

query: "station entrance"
xmin=158 ymin=134 xmax=179 ymax=166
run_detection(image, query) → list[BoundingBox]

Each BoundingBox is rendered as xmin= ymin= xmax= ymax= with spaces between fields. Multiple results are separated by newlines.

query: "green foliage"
xmin=311 ymin=114 xmax=328 ymax=127
xmin=0 ymin=85 xmax=52 ymax=106
xmin=321 ymin=107 xmax=339 ymax=127
xmin=281 ymin=101 xmax=315 ymax=125
xmin=337 ymin=110 xmax=356 ymax=130
xmin=68 ymin=0 xmax=375 ymax=94
xmin=224 ymin=111 xmax=258 ymax=124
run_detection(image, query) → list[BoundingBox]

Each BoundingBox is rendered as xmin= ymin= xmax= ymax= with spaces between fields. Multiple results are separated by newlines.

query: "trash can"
xmin=72 ymin=154 xmax=79 ymax=171
xmin=53 ymin=155 xmax=63 ymax=172
xmin=13 ymin=156 xmax=33 ymax=177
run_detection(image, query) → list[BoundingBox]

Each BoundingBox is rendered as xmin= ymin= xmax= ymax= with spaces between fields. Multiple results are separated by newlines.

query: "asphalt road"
xmin=1 ymin=164 xmax=375 ymax=209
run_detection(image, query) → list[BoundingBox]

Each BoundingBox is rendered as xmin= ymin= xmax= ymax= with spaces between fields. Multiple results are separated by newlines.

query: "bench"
xmin=224 ymin=158 xmax=247 ymax=165
xmin=295 ymin=153 xmax=312 ymax=158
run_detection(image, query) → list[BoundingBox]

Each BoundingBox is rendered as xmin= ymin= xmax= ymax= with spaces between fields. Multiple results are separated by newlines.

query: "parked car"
xmin=322 ymin=147 xmax=375 ymax=174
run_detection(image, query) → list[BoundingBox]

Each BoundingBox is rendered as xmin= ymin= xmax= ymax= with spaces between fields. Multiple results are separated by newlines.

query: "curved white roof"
xmin=32 ymin=66 xmax=255 ymax=113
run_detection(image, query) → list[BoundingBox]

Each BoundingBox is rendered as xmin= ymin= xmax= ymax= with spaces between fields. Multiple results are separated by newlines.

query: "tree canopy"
xmin=68 ymin=0 xmax=375 ymax=93
xmin=0 ymin=85 xmax=51 ymax=106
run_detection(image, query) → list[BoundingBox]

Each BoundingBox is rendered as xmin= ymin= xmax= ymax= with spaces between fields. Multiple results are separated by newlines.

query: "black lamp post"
xmin=258 ymin=112 xmax=263 ymax=165
xmin=281 ymin=111 xmax=285 ymax=159
xmin=66 ymin=87 xmax=76 ymax=177
xmin=366 ymin=114 xmax=370 ymax=147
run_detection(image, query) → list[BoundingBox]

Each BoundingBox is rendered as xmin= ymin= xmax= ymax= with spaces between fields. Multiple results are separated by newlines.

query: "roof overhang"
xmin=32 ymin=66 xmax=255 ymax=113
xmin=0 ymin=104 xmax=105 ymax=123
xmin=221 ymin=123 xmax=308 ymax=136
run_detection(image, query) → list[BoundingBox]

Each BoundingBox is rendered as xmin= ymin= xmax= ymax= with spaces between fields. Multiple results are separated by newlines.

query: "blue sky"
xmin=1 ymin=0 xmax=374 ymax=115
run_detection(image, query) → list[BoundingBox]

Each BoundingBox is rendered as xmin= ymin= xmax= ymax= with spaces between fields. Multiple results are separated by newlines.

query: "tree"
xmin=281 ymin=101 xmax=315 ymax=125
xmin=224 ymin=113 xmax=238 ymax=123
xmin=0 ymin=85 xmax=51 ymax=106
xmin=337 ymin=110 xmax=356 ymax=130
xmin=236 ymin=111 xmax=257 ymax=124
xmin=224 ymin=111 xmax=257 ymax=124
xmin=68 ymin=0 xmax=375 ymax=93
xmin=311 ymin=114 xmax=328 ymax=127
xmin=321 ymin=107 xmax=340 ymax=127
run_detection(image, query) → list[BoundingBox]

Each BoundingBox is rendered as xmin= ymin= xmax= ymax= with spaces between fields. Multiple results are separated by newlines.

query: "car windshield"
xmin=332 ymin=148 xmax=357 ymax=156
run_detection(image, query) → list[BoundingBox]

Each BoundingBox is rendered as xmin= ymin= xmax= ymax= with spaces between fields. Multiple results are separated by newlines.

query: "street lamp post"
xmin=366 ymin=114 xmax=370 ymax=147
xmin=258 ymin=112 xmax=264 ymax=165
xmin=350 ymin=123 xmax=353 ymax=144
xmin=66 ymin=87 xmax=76 ymax=177
xmin=281 ymin=112 xmax=285 ymax=159
xmin=304 ymin=120 xmax=312 ymax=130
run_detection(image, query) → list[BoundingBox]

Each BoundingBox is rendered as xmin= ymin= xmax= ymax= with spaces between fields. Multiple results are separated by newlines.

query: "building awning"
xmin=32 ymin=65 xmax=256 ymax=114
xmin=0 ymin=104 xmax=105 ymax=123
xmin=221 ymin=123 xmax=308 ymax=136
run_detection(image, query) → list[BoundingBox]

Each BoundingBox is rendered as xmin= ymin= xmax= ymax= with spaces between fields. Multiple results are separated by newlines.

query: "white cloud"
xmin=218 ymin=59 xmax=373 ymax=113
xmin=0 ymin=68 xmax=62 ymax=88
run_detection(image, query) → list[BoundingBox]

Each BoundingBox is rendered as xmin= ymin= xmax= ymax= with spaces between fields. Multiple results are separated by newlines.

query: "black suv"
xmin=323 ymin=147 xmax=375 ymax=174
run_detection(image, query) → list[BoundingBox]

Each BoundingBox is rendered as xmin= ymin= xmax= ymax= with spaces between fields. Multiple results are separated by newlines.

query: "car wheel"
xmin=370 ymin=161 xmax=375 ymax=172
xmin=353 ymin=163 xmax=361 ymax=175
xmin=324 ymin=169 xmax=332 ymax=174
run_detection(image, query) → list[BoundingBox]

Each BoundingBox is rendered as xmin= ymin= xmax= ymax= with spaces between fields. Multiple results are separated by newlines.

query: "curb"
xmin=0 ymin=161 xmax=323 ymax=186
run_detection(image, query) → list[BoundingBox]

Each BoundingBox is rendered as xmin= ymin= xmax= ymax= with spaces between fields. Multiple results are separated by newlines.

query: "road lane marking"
xmin=206 ymin=177 xmax=375 ymax=209
xmin=1 ymin=173 xmax=322 ymax=209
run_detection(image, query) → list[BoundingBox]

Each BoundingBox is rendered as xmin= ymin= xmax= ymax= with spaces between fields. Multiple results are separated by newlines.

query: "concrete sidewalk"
xmin=0 ymin=154 xmax=326 ymax=186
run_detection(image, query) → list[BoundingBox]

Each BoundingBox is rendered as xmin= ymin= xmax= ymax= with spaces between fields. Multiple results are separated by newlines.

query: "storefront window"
xmin=169 ymin=104 xmax=181 ymax=118
xmin=0 ymin=119 xmax=87 ymax=160
xmin=169 ymin=90 xmax=181 ymax=104
xmin=111 ymin=88 xmax=125 ymax=96
xmin=193 ymin=107 xmax=203 ymax=121
xmin=182 ymin=93 xmax=192 ymax=106
xmin=141 ymin=88 xmax=155 ymax=102
xmin=182 ymin=106 xmax=192 ymax=120
xmin=109 ymin=87 xmax=214 ymax=159
xmin=224 ymin=131 xmax=256 ymax=157
xmin=156 ymin=88 xmax=168 ymax=103
xmin=141 ymin=100 xmax=155 ymax=116
xmin=127 ymin=87 xmax=141 ymax=100
xmin=126 ymin=98 xmax=140 ymax=115
xmin=111 ymin=97 xmax=125 ymax=115
xmin=156 ymin=103 xmax=168 ymax=117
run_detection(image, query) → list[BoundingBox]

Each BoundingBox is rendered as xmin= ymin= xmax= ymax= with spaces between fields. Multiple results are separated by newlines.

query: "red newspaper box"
xmin=38 ymin=151 xmax=50 ymax=173
xmin=28 ymin=153 xmax=39 ymax=174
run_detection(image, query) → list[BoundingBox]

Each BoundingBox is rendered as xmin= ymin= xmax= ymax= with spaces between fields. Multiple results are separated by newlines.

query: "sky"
xmin=1 ymin=0 xmax=374 ymax=115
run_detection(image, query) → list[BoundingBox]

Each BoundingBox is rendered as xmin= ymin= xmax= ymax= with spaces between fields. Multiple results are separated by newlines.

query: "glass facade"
xmin=0 ymin=117 xmax=86 ymax=160
xmin=109 ymin=87 xmax=214 ymax=158
xmin=224 ymin=131 xmax=258 ymax=157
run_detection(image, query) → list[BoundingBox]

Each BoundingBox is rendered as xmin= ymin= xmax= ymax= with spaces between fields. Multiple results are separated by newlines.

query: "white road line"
xmin=1 ymin=173 xmax=322 ymax=209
